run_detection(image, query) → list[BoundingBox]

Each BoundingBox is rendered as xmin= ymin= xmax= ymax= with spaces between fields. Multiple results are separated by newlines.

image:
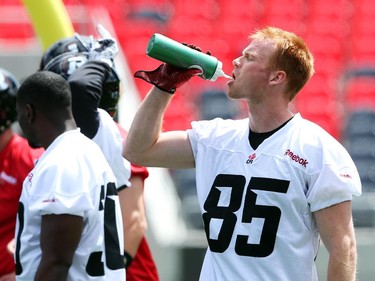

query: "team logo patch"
xmin=246 ymin=153 xmax=256 ymax=164
xmin=285 ymin=149 xmax=308 ymax=167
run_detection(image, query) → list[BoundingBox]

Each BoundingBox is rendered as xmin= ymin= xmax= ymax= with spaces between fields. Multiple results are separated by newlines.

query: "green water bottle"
xmin=146 ymin=33 xmax=229 ymax=81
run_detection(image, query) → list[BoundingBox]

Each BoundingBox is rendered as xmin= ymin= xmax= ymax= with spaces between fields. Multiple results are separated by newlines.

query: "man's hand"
xmin=94 ymin=24 xmax=119 ymax=57
xmin=134 ymin=64 xmax=201 ymax=94
xmin=134 ymin=42 xmax=210 ymax=93
xmin=78 ymin=24 xmax=118 ymax=67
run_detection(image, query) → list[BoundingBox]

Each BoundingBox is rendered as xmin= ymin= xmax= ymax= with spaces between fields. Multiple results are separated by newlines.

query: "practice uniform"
xmin=93 ymin=109 xmax=131 ymax=190
xmin=117 ymin=124 xmax=160 ymax=281
xmin=0 ymin=133 xmax=42 ymax=276
xmin=187 ymin=113 xmax=362 ymax=281
xmin=15 ymin=129 xmax=125 ymax=280
xmin=69 ymin=61 xmax=131 ymax=190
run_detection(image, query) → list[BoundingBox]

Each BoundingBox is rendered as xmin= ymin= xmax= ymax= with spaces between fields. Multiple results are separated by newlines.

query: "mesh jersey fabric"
xmin=15 ymin=130 xmax=125 ymax=280
xmin=187 ymin=113 xmax=361 ymax=281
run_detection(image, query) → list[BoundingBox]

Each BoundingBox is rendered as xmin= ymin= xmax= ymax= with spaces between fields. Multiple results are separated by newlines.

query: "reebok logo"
xmin=340 ymin=173 xmax=352 ymax=179
xmin=285 ymin=149 xmax=308 ymax=168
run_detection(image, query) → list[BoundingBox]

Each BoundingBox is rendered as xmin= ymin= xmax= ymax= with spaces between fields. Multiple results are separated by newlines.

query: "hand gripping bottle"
xmin=146 ymin=33 xmax=230 ymax=81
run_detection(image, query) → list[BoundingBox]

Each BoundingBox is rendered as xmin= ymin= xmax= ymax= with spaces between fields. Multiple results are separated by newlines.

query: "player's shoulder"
xmin=48 ymin=129 xmax=103 ymax=158
xmin=98 ymin=108 xmax=117 ymax=125
xmin=44 ymin=130 xmax=113 ymax=175
xmin=95 ymin=109 xmax=123 ymax=138
xmin=191 ymin=117 xmax=248 ymax=138
xmin=288 ymin=114 xmax=352 ymax=165
xmin=292 ymin=114 xmax=342 ymax=147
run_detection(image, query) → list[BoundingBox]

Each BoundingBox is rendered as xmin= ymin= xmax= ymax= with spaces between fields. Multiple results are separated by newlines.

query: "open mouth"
xmin=227 ymin=73 xmax=235 ymax=86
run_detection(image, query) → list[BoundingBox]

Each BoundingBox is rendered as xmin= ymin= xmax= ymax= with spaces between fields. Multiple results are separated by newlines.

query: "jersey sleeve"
xmin=187 ymin=118 xmax=246 ymax=158
xmin=131 ymin=163 xmax=149 ymax=181
xmin=187 ymin=118 xmax=221 ymax=158
xmin=27 ymin=163 xmax=94 ymax=217
xmin=306 ymin=138 xmax=362 ymax=212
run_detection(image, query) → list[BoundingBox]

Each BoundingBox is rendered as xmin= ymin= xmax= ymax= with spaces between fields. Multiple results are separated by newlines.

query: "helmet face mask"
xmin=0 ymin=68 xmax=19 ymax=134
xmin=100 ymin=69 xmax=120 ymax=118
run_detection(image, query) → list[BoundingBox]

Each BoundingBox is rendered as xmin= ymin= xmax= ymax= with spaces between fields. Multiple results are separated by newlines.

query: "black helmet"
xmin=39 ymin=35 xmax=91 ymax=71
xmin=43 ymin=52 xmax=120 ymax=117
xmin=0 ymin=68 xmax=19 ymax=134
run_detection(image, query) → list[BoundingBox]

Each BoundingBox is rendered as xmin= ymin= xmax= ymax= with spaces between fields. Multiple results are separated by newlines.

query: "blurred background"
xmin=1 ymin=0 xmax=375 ymax=280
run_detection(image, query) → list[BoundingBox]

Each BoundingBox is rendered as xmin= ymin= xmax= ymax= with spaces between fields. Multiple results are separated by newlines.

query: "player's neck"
xmin=248 ymin=108 xmax=294 ymax=133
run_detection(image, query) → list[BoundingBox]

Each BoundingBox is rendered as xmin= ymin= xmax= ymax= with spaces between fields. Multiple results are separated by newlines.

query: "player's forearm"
xmin=35 ymin=262 xmax=70 ymax=281
xmin=123 ymin=86 xmax=173 ymax=165
xmin=326 ymin=245 xmax=357 ymax=281
xmin=121 ymin=186 xmax=147 ymax=256
xmin=124 ymin=217 xmax=147 ymax=257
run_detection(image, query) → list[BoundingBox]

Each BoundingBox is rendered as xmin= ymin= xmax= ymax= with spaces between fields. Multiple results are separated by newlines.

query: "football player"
xmin=123 ymin=26 xmax=362 ymax=281
xmin=41 ymin=26 xmax=159 ymax=281
xmin=15 ymin=71 xmax=125 ymax=280
xmin=0 ymin=68 xmax=43 ymax=281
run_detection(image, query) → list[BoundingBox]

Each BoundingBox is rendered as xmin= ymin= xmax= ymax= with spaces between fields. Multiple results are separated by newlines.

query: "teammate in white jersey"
xmin=123 ymin=26 xmax=362 ymax=281
xmin=41 ymin=26 xmax=131 ymax=191
xmin=15 ymin=71 xmax=125 ymax=280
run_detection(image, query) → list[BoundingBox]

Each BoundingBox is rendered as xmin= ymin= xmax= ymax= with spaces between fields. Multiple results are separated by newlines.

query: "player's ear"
xmin=269 ymin=71 xmax=286 ymax=85
xmin=25 ymin=104 xmax=36 ymax=123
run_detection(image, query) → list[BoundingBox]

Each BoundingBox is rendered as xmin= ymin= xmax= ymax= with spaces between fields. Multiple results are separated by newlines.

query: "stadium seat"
xmin=170 ymin=168 xmax=198 ymax=200
xmin=0 ymin=22 xmax=34 ymax=39
xmin=307 ymin=0 xmax=352 ymax=19
xmin=344 ymin=78 xmax=375 ymax=110
xmin=180 ymin=194 xmax=204 ymax=229
xmin=349 ymin=34 xmax=375 ymax=64
xmin=346 ymin=135 xmax=375 ymax=158
xmin=0 ymin=0 xmax=22 ymax=4
xmin=343 ymin=109 xmax=375 ymax=138
xmin=352 ymin=0 xmax=375 ymax=18
xmin=350 ymin=158 xmax=375 ymax=193
xmin=172 ymin=0 xmax=220 ymax=20
xmin=342 ymin=109 xmax=375 ymax=194
xmin=169 ymin=168 xmax=204 ymax=230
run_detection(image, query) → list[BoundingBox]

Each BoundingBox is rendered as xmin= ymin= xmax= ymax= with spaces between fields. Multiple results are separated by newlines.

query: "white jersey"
xmin=93 ymin=109 xmax=131 ymax=189
xmin=15 ymin=129 xmax=125 ymax=281
xmin=187 ymin=113 xmax=361 ymax=281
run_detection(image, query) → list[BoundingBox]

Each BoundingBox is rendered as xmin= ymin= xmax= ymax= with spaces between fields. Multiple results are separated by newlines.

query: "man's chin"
xmin=29 ymin=142 xmax=42 ymax=149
